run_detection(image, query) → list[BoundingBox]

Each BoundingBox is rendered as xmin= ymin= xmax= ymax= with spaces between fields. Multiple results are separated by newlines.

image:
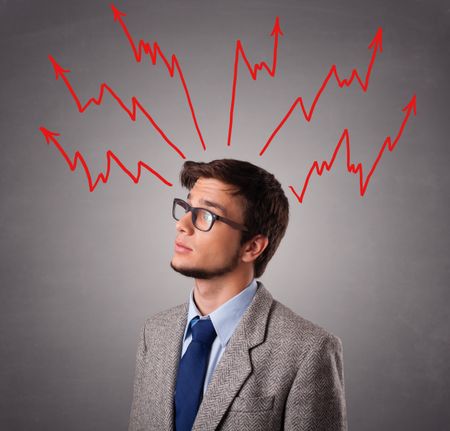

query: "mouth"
xmin=174 ymin=241 xmax=193 ymax=253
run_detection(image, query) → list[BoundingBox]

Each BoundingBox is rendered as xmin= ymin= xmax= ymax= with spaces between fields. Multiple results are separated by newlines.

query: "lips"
xmin=175 ymin=240 xmax=193 ymax=252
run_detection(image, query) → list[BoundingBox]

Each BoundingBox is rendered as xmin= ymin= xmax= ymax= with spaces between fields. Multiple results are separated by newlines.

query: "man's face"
xmin=170 ymin=177 xmax=246 ymax=280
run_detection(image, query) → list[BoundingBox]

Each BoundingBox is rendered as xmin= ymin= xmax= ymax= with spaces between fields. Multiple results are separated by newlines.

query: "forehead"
xmin=188 ymin=178 xmax=244 ymax=214
xmin=190 ymin=177 xmax=237 ymax=196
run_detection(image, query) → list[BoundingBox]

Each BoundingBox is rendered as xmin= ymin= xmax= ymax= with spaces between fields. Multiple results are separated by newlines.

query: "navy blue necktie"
xmin=175 ymin=318 xmax=217 ymax=431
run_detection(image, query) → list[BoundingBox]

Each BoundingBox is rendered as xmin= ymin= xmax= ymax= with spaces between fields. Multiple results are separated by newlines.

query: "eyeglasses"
xmin=172 ymin=198 xmax=248 ymax=232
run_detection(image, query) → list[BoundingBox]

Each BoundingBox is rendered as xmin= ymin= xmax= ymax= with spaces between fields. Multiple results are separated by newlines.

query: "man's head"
xmin=170 ymin=159 xmax=289 ymax=280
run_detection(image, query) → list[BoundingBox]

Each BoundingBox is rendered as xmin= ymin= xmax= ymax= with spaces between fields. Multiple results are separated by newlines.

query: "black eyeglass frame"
xmin=172 ymin=198 xmax=248 ymax=232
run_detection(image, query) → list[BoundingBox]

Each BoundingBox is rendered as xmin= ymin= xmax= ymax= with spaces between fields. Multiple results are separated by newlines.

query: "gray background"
xmin=1 ymin=0 xmax=449 ymax=429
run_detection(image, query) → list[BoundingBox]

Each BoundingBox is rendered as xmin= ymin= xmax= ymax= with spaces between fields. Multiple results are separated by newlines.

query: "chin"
xmin=170 ymin=257 xmax=239 ymax=280
xmin=170 ymin=261 xmax=215 ymax=279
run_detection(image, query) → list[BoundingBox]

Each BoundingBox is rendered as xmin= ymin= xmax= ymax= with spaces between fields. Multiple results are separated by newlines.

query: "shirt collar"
xmin=183 ymin=279 xmax=258 ymax=348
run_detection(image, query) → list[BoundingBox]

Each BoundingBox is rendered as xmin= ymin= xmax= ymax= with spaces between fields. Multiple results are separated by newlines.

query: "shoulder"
xmin=268 ymin=299 xmax=337 ymax=338
xmin=142 ymin=302 xmax=187 ymax=329
xmin=266 ymin=297 xmax=343 ymax=359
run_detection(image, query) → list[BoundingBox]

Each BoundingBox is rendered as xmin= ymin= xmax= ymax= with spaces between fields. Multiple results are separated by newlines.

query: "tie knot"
xmin=191 ymin=318 xmax=217 ymax=346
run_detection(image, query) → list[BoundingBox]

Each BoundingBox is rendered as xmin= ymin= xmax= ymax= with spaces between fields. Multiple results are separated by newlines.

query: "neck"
xmin=193 ymin=267 xmax=254 ymax=316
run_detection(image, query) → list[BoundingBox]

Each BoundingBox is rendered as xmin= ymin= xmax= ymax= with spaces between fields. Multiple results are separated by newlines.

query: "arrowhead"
xmin=110 ymin=3 xmax=127 ymax=21
xmin=48 ymin=55 xmax=70 ymax=80
xmin=270 ymin=17 xmax=284 ymax=37
xmin=39 ymin=127 xmax=60 ymax=144
xmin=368 ymin=27 xmax=383 ymax=53
xmin=402 ymin=94 xmax=417 ymax=116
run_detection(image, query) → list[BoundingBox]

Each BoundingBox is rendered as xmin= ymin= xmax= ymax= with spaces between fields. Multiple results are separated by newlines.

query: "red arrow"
xmin=227 ymin=16 xmax=284 ymax=147
xmin=289 ymin=94 xmax=416 ymax=203
xmin=260 ymin=28 xmax=383 ymax=156
xmin=110 ymin=3 xmax=206 ymax=151
xmin=110 ymin=3 xmax=126 ymax=22
xmin=48 ymin=55 xmax=185 ymax=159
xmin=40 ymin=126 xmax=173 ymax=191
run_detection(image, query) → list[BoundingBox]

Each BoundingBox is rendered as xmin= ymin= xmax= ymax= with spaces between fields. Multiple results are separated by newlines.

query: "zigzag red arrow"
xmin=289 ymin=94 xmax=416 ymax=203
xmin=110 ymin=3 xmax=206 ymax=151
xmin=47 ymin=55 xmax=186 ymax=159
xmin=259 ymin=27 xmax=383 ymax=155
xmin=227 ymin=17 xmax=283 ymax=147
xmin=39 ymin=127 xmax=172 ymax=191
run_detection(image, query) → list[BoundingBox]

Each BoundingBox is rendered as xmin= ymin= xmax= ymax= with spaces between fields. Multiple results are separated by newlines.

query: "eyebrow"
xmin=187 ymin=193 xmax=227 ymax=216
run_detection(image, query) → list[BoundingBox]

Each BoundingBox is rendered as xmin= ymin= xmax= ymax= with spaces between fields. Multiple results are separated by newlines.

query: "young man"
xmin=128 ymin=159 xmax=347 ymax=431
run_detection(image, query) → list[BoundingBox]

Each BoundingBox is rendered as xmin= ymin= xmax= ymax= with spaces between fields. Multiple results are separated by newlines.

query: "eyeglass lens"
xmin=174 ymin=200 xmax=214 ymax=231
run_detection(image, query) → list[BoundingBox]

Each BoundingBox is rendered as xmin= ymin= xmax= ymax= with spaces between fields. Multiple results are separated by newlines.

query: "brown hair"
xmin=180 ymin=159 xmax=289 ymax=278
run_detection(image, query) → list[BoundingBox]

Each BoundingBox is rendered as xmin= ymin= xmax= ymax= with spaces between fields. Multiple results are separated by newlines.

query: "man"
xmin=128 ymin=159 xmax=347 ymax=430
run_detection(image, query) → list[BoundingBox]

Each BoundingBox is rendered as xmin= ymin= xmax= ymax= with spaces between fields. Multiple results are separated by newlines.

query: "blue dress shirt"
xmin=180 ymin=279 xmax=258 ymax=395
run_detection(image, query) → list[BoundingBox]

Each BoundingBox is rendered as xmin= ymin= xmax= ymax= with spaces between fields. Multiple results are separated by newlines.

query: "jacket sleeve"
xmin=128 ymin=322 xmax=148 ymax=431
xmin=284 ymin=334 xmax=347 ymax=431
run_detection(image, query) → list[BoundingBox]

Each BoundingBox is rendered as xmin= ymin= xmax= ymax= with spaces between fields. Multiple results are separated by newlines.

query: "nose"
xmin=176 ymin=211 xmax=195 ymax=234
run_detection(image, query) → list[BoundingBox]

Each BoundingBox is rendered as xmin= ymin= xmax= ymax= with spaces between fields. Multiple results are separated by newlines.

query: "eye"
xmin=202 ymin=211 xmax=213 ymax=223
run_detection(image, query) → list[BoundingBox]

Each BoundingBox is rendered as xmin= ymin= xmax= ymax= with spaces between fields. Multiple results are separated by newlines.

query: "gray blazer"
xmin=128 ymin=283 xmax=347 ymax=430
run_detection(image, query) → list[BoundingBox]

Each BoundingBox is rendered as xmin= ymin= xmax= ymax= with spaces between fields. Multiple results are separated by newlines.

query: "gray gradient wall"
xmin=1 ymin=0 xmax=449 ymax=429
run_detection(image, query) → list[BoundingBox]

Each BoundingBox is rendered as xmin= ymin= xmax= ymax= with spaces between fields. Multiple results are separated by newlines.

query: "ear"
xmin=240 ymin=234 xmax=269 ymax=263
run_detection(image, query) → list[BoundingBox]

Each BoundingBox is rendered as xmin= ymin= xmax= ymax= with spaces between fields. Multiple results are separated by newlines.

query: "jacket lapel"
xmin=149 ymin=303 xmax=187 ymax=430
xmin=192 ymin=283 xmax=274 ymax=431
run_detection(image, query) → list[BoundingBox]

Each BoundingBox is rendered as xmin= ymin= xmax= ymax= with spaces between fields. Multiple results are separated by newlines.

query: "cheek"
xmin=196 ymin=235 xmax=222 ymax=258
xmin=198 ymin=231 xmax=241 ymax=259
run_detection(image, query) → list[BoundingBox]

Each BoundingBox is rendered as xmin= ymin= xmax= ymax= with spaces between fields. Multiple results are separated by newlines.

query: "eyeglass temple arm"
xmin=216 ymin=215 xmax=248 ymax=232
